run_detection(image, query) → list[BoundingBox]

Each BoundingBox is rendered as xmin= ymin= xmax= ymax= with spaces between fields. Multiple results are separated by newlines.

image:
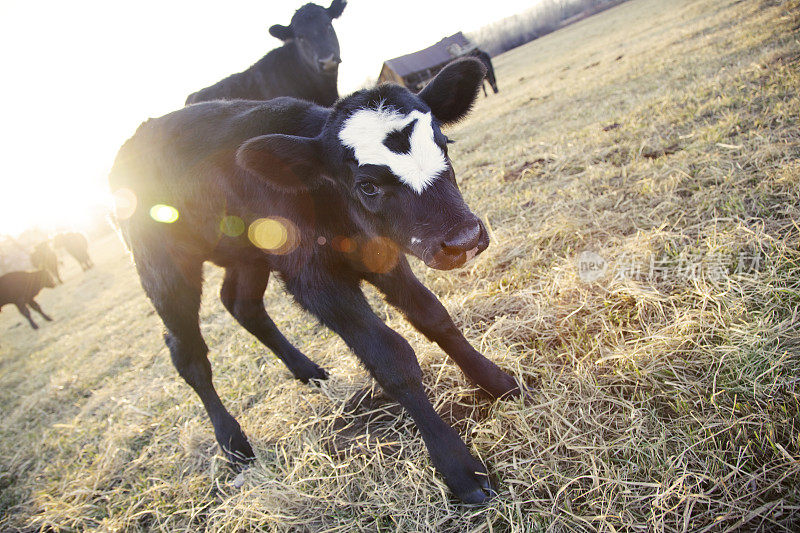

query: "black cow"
xmin=471 ymin=49 xmax=498 ymax=96
xmin=185 ymin=1 xmax=347 ymax=107
xmin=54 ymin=232 xmax=93 ymax=271
xmin=30 ymin=241 xmax=62 ymax=284
xmin=110 ymin=58 xmax=520 ymax=504
xmin=0 ymin=270 xmax=56 ymax=330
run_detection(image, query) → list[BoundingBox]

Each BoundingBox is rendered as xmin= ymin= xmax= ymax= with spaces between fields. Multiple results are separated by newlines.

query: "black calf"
xmin=0 ymin=270 xmax=56 ymax=330
xmin=471 ymin=49 xmax=498 ymax=96
xmin=185 ymin=0 xmax=347 ymax=106
xmin=111 ymin=58 xmax=519 ymax=503
xmin=54 ymin=232 xmax=93 ymax=271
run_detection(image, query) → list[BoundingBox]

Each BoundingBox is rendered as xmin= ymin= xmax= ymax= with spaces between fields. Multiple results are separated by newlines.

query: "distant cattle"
xmin=0 ymin=270 xmax=56 ymax=330
xmin=54 ymin=232 xmax=93 ymax=271
xmin=185 ymin=0 xmax=347 ymax=106
xmin=0 ymin=236 xmax=32 ymax=274
xmin=111 ymin=58 xmax=520 ymax=504
xmin=471 ymin=49 xmax=498 ymax=96
xmin=30 ymin=242 xmax=62 ymax=284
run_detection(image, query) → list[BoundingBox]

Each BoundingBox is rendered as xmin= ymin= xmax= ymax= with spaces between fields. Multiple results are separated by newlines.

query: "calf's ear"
xmin=327 ymin=0 xmax=347 ymax=18
xmin=269 ymin=24 xmax=294 ymax=41
xmin=236 ymin=135 xmax=323 ymax=193
xmin=419 ymin=57 xmax=486 ymax=125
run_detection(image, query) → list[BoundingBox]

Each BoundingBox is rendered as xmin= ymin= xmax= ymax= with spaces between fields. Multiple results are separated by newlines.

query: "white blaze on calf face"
xmin=338 ymin=107 xmax=447 ymax=194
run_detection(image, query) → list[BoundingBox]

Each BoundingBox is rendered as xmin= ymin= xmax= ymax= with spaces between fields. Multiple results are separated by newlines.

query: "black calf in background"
xmin=30 ymin=242 xmax=61 ymax=284
xmin=471 ymin=49 xmax=498 ymax=96
xmin=186 ymin=1 xmax=347 ymax=106
xmin=54 ymin=232 xmax=93 ymax=271
xmin=0 ymin=270 xmax=56 ymax=329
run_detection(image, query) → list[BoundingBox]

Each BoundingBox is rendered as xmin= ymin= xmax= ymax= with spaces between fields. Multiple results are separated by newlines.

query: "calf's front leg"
xmin=366 ymin=258 xmax=519 ymax=399
xmin=288 ymin=276 xmax=494 ymax=503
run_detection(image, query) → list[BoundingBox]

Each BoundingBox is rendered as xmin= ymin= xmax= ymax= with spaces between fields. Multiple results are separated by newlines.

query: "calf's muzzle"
xmin=430 ymin=218 xmax=489 ymax=270
xmin=319 ymin=55 xmax=341 ymax=72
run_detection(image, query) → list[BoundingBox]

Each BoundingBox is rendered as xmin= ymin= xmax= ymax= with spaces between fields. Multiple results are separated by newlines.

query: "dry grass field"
xmin=2 ymin=0 xmax=799 ymax=530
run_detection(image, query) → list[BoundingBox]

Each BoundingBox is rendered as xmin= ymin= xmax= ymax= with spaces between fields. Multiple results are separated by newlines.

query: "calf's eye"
xmin=358 ymin=182 xmax=379 ymax=197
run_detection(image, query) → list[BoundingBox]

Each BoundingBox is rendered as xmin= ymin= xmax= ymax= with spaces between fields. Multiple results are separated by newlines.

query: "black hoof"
xmin=217 ymin=421 xmax=255 ymax=469
xmin=459 ymin=481 xmax=497 ymax=505
xmin=223 ymin=439 xmax=255 ymax=471
xmin=296 ymin=364 xmax=329 ymax=384
xmin=458 ymin=475 xmax=496 ymax=505
xmin=437 ymin=448 xmax=498 ymax=504
xmin=479 ymin=373 xmax=522 ymax=401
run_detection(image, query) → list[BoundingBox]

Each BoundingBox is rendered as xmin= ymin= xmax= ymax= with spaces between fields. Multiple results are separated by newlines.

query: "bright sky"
xmin=0 ymin=0 xmax=535 ymax=237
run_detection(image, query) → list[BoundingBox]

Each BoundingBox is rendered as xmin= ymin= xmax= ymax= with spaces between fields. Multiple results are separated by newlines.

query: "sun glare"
xmin=0 ymin=176 xmax=109 ymax=237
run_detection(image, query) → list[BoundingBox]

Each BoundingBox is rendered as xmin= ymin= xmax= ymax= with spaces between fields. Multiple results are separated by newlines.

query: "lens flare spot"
xmin=248 ymin=217 xmax=299 ymax=254
xmin=220 ymin=215 xmax=245 ymax=237
xmin=249 ymin=218 xmax=286 ymax=250
xmin=332 ymin=235 xmax=356 ymax=253
xmin=361 ymin=237 xmax=399 ymax=273
xmin=317 ymin=236 xmax=327 ymax=246
xmin=112 ymin=188 xmax=137 ymax=220
xmin=149 ymin=204 xmax=179 ymax=223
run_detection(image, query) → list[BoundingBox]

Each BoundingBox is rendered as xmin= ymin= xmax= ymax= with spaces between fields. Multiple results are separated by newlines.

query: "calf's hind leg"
xmin=135 ymin=249 xmax=254 ymax=465
xmin=220 ymin=263 xmax=328 ymax=382
xmin=15 ymin=303 xmax=38 ymax=329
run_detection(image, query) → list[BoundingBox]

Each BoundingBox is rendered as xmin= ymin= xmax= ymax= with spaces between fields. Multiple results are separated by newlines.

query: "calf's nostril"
xmin=442 ymin=222 xmax=482 ymax=254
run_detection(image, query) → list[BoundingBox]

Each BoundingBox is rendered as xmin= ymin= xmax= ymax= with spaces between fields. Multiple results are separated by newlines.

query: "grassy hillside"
xmin=1 ymin=0 xmax=798 ymax=530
